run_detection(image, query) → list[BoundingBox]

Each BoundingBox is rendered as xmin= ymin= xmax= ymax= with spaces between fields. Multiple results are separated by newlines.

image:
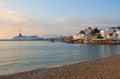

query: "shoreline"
xmin=0 ymin=55 xmax=120 ymax=79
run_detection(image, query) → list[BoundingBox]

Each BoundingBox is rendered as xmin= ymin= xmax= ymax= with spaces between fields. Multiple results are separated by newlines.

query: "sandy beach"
xmin=0 ymin=56 xmax=120 ymax=79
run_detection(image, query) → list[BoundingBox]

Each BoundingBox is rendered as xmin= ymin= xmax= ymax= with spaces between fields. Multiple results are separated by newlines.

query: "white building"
xmin=100 ymin=30 xmax=106 ymax=38
xmin=85 ymin=27 xmax=92 ymax=36
xmin=116 ymin=31 xmax=120 ymax=39
xmin=100 ymin=27 xmax=120 ymax=40
xmin=72 ymin=34 xmax=86 ymax=40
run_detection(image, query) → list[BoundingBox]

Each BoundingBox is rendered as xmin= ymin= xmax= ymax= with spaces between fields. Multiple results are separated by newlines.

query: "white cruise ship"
xmin=13 ymin=33 xmax=42 ymax=40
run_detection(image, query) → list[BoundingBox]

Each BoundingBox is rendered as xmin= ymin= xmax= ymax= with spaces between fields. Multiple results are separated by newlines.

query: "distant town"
xmin=0 ymin=26 xmax=120 ymax=44
xmin=62 ymin=26 xmax=120 ymax=44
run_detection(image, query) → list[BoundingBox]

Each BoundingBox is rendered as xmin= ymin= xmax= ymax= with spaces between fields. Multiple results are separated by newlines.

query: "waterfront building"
xmin=100 ymin=26 xmax=120 ymax=39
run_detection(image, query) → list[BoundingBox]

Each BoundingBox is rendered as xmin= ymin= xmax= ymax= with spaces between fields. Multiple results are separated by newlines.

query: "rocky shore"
xmin=0 ymin=56 xmax=120 ymax=79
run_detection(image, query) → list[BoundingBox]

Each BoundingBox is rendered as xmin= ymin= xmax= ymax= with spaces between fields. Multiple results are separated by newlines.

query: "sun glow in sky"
xmin=0 ymin=0 xmax=120 ymax=39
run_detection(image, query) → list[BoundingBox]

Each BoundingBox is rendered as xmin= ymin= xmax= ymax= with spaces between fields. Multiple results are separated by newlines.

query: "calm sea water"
xmin=0 ymin=41 xmax=120 ymax=75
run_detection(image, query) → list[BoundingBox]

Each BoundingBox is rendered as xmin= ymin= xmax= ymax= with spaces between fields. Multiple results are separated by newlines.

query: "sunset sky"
xmin=0 ymin=0 xmax=120 ymax=39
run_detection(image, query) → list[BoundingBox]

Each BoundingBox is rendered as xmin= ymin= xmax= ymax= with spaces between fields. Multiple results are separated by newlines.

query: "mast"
xmin=19 ymin=29 xmax=22 ymax=36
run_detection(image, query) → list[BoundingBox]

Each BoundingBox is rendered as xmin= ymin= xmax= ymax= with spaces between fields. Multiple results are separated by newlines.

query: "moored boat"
xmin=12 ymin=33 xmax=42 ymax=41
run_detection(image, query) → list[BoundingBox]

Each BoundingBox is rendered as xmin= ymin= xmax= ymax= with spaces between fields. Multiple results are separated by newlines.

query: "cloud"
xmin=0 ymin=2 xmax=5 ymax=6
xmin=53 ymin=16 xmax=120 ymax=35
xmin=56 ymin=17 xmax=120 ymax=27
xmin=0 ymin=8 xmax=50 ymax=38
xmin=1 ymin=8 xmax=120 ymax=38
xmin=0 ymin=8 xmax=40 ymax=24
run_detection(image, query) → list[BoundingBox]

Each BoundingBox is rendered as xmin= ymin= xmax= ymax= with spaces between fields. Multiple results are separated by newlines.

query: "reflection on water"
xmin=0 ymin=41 xmax=120 ymax=75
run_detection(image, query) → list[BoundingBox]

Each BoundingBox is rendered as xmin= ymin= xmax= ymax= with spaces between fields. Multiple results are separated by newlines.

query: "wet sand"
xmin=0 ymin=56 xmax=120 ymax=79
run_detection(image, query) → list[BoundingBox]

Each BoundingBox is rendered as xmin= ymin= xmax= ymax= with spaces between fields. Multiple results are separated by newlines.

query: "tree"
xmin=91 ymin=28 xmax=100 ymax=36
xmin=79 ymin=30 xmax=85 ymax=34
xmin=108 ymin=33 xmax=113 ymax=38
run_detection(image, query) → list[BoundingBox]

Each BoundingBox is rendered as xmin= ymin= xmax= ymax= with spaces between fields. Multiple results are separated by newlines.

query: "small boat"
xmin=51 ymin=39 xmax=55 ymax=42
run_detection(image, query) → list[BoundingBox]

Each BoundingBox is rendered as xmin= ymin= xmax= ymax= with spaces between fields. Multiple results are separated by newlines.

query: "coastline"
xmin=0 ymin=56 xmax=120 ymax=79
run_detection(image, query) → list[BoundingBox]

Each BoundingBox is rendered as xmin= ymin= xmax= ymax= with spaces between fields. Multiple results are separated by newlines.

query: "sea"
xmin=0 ymin=41 xmax=120 ymax=75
